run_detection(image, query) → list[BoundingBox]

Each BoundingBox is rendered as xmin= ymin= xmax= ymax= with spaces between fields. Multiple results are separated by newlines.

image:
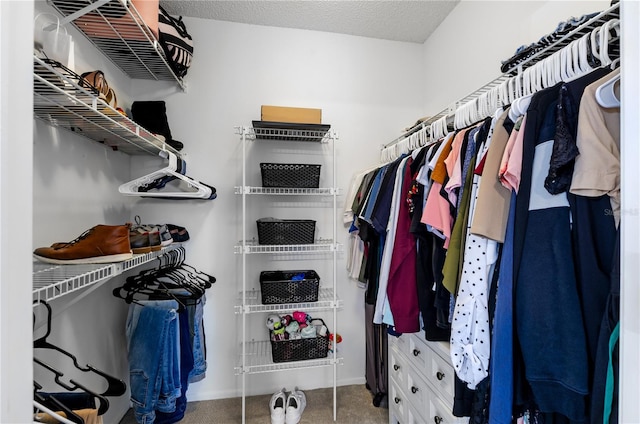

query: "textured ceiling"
xmin=159 ymin=1 xmax=460 ymax=44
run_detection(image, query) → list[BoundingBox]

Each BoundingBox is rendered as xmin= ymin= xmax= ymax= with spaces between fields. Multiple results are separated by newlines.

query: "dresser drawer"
xmin=426 ymin=387 xmax=467 ymax=424
xmin=426 ymin=345 xmax=455 ymax=401
xmin=406 ymin=333 xmax=430 ymax=372
xmin=389 ymin=380 xmax=408 ymax=424
xmin=405 ymin=365 xmax=431 ymax=417
xmin=389 ymin=344 xmax=407 ymax=388
xmin=389 ymin=332 xmax=408 ymax=353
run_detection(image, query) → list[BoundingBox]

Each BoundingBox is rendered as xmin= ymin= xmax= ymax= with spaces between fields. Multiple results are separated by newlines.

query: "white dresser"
xmin=388 ymin=333 xmax=466 ymax=424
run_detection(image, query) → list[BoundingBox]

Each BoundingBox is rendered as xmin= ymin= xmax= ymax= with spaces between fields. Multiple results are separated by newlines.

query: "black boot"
xmin=131 ymin=101 xmax=184 ymax=151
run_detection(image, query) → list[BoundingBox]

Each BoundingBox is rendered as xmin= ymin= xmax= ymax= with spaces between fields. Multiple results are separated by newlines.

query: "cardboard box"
xmin=261 ymin=105 xmax=322 ymax=124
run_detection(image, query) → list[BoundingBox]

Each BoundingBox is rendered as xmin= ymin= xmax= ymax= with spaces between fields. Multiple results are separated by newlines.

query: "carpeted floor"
xmin=119 ymin=384 xmax=388 ymax=424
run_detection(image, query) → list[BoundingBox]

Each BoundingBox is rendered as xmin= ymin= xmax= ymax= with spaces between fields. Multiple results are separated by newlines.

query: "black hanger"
xmin=113 ymin=246 xmax=215 ymax=308
xmin=34 ymin=381 xmax=85 ymax=424
xmin=34 ymin=358 xmax=109 ymax=416
xmin=33 ymin=301 xmax=127 ymax=397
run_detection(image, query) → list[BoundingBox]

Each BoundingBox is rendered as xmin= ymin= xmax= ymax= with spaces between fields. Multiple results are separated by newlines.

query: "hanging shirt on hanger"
xmin=570 ymin=68 xmax=621 ymax=227
xmin=470 ymin=108 xmax=513 ymax=242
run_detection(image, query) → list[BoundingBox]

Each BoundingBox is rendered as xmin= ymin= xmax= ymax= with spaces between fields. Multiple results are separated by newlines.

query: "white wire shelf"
xmin=48 ymin=0 xmax=184 ymax=89
xmin=234 ymin=239 xmax=341 ymax=254
xmin=236 ymin=125 xmax=336 ymax=144
xmin=235 ymin=340 xmax=343 ymax=375
xmin=33 ymin=55 xmax=181 ymax=157
xmin=234 ymin=186 xmax=339 ymax=195
xmin=32 ymin=245 xmax=179 ymax=303
xmin=502 ymin=2 xmax=620 ymax=76
xmin=235 ymin=288 xmax=342 ymax=314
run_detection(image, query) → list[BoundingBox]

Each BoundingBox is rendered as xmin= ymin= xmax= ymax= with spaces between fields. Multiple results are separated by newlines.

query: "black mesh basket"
xmin=260 ymin=163 xmax=321 ymax=188
xmin=260 ymin=270 xmax=320 ymax=304
xmin=256 ymin=218 xmax=316 ymax=245
xmin=270 ymin=319 xmax=330 ymax=363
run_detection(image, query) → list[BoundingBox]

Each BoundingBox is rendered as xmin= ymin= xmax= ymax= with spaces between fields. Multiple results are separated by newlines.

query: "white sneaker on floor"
xmin=285 ymin=387 xmax=307 ymax=424
xmin=270 ymin=388 xmax=287 ymax=424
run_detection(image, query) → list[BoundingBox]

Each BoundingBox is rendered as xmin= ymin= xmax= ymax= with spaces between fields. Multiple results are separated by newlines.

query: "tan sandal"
xmin=105 ymin=87 xmax=118 ymax=109
xmin=80 ymin=70 xmax=110 ymax=100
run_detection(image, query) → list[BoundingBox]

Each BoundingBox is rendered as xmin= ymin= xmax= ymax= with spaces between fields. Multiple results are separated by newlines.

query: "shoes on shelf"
xmin=33 ymin=224 xmax=133 ymax=264
xmin=128 ymin=225 xmax=161 ymax=254
xmin=166 ymin=224 xmax=190 ymax=242
xmin=129 ymin=216 xmax=171 ymax=252
xmin=270 ymin=388 xmax=287 ymax=424
xmin=285 ymin=387 xmax=306 ymax=424
xmin=155 ymin=224 xmax=173 ymax=247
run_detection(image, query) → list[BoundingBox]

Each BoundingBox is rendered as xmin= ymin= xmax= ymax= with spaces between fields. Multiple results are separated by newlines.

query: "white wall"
xmin=620 ymin=2 xmax=640 ymax=422
xmin=1 ymin=1 xmax=34 ymax=422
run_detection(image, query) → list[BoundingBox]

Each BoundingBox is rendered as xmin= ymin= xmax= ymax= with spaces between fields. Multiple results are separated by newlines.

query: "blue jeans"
xmin=155 ymin=307 xmax=195 ymax=424
xmin=126 ymin=300 xmax=181 ymax=424
xmin=189 ymin=295 xmax=207 ymax=383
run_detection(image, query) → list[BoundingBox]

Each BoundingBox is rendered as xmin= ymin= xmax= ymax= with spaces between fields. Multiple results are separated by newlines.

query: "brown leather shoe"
xmin=33 ymin=224 xmax=133 ymax=264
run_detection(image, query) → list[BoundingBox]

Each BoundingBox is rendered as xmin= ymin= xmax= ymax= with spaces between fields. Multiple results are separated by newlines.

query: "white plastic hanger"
xmin=599 ymin=19 xmax=620 ymax=68
xmin=596 ymin=72 xmax=620 ymax=108
xmin=119 ymin=151 xmax=216 ymax=199
xmin=560 ymin=44 xmax=575 ymax=81
xmin=546 ymin=50 xmax=562 ymax=86
xmin=33 ymin=400 xmax=76 ymax=424
xmin=590 ymin=26 xmax=602 ymax=65
xmin=577 ymin=34 xmax=594 ymax=74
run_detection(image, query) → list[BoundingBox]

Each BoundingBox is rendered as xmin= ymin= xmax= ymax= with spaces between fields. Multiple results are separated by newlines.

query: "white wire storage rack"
xmin=234 ymin=124 xmax=342 ymax=423
xmin=32 ymin=245 xmax=180 ymax=304
xmin=33 ymin=55 xmax=182 ymax=157
xmin=47 ymin=0 xmax=185 ymax=89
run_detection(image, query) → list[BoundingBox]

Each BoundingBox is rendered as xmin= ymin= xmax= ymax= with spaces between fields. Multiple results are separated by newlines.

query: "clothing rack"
xmin=380 ymin=1 xmax=620 ymax=163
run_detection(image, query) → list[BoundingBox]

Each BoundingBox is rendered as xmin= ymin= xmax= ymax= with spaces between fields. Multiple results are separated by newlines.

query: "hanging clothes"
xmin=470 ymin=108 xmax=513 ymax=243
xmin=344 ymin=26 xmax=621 ymax=421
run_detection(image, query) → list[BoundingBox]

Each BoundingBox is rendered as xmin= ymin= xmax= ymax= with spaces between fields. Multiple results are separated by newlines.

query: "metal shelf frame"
xmin=48 ymin=0 xmax=185 ymax=89
xmin=234 ymin=340 xmax=343 ymax=375
xmin=234 ymin=186 xmax=339 ymax=196
xmin=33 ymin=55 xmax=182 ymax=157
xmin=236 ymin=125 xmax=341 ymax=423
xmin=234 ymin=239 xmax=340 ymax=255
xmin=235 ymin=288 xmax=342 ymax=314
xmin=32 ymin=245 xmax=180 ymax=303
xmin=235 ymin=126 xmax=336 ymax=143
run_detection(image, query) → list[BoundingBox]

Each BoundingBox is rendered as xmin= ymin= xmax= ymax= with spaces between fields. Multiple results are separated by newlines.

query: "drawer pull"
xmin=394 ymin=397 xmax=401 ymax=404
xmin=413 ymin=349 xmax=421 ymax=356
xmin=393 ymin=364 xmax=400 ymax=371
xmin=434 ymin=416 xmax=443 ymax=424
xmin=436 ymin=371 xmax=445 ymax=380
xmin=411 ymin=386 xmax=419 ymax=394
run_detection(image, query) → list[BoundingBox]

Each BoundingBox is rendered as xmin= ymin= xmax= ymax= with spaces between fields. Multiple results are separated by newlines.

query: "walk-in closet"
xmin=0 ymin=1 xmax=638 ymax=423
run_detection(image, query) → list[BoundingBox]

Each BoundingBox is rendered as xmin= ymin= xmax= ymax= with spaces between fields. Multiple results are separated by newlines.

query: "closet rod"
xmin=380 ymin=1 xmax=619 ymax=155
xmin=382 ymin=121 xmax=427 ymax=149
xmin=381 ymin=73 xmax=509 ymax=152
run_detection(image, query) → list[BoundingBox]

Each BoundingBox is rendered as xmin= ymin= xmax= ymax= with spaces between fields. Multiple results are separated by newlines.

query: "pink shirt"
xmin=499 ymin=115 xmax=526 ymax=193
xmin=421 ymin=181 xmax=452 ymax=249
xmin=443 ymin=129 xmax=469 ymax=206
